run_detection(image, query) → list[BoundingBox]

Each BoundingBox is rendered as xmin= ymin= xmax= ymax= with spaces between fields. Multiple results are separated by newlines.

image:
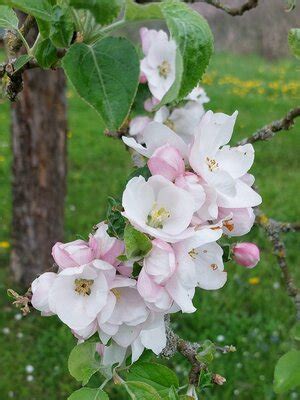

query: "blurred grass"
xmin=0 ymin=52 xmax=300 ymax=400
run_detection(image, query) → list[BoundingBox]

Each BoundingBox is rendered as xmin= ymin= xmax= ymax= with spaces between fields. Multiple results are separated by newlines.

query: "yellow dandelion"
xmin=0 ymin=241 xmax=10 ymax=249
xmin=0 ymin=155 xmax=5 ymax=162
xmin=66 ymin=90 xmax=74 ymax=99
xmin=67 ymin=131 xmax=73 ymax=139
xmin=248 ymin=277 xmax=260 ymax=285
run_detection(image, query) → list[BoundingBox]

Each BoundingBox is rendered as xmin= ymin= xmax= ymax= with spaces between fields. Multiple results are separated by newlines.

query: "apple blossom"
xmin=129 ymin=116 xmax=152 ymax=143
xmin=148 ymin=144 xmax=185 ymax=181
xmin=122 ymin=175 xmax=196 ymax=243
xmin=52 ymin=239 xmax=94 ymax=270
xmin=48 ymin=260 xmax=116 ymax=330
xmin=89 ymin=222 xmax=124 ymax=266
xmin=175 ymin=173 xmax=206 ymax=212
xmin=233 ymin=242 xmax=260 ymax=268
xmin=218 ymin=207 xmax=255 ymax=236
xmin=140 ymin=28 xmax=176 ymax=100
xmin=31 ymin=272 xmax=56 ymax=315
xmin=185 ymin=86 xmax=210 ymax=104
xmin=122 ymin=121 xmax=189 ymax=160
xmin=189 ymin=110 xmax=262 ymax=208
xmin=144 ymin=96 xmax=160 ymax=112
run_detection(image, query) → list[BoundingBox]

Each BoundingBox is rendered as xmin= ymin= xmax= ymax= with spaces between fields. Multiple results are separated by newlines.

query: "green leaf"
xmin=126 ymin=165 xmax=151 ymax=183
xmin=36 ymin=18 xmax=51 ymax=38
xmin=68 ymin=388 xmax=109 ymax=400
xmin=126 ymin=381 xmax=161 ymax=399
xmin=132 ymin=261 xmax=142 ymax=278
xmin=35 ymin=38 xmax=59 ymax=68
xmin=125 ymin=0 xmax=162 ymax=21
xmin=289 ymin=28 xmax=300 ymax=58
xmin=62 ymin=37 xmax=139 ymax=130
xmin=160 ymin=0 xmax=213 ymax=99
xmin=126 ymin=362 xmax=179 ymax=398
xmin=196 ymin=340 xmax=216 ymax=364
xmin=221 ymin=244 xmax=232 ymax=263
xmin=290 ymin=322 xmax=300 ymax=341
xmin=168 ymin=386 xmax=179 ymax=400
xmin=70 ymin=0 xmax=124 ymax=25
xmin=274 ymin=350 xmax=300 ymax=393
xmin=49 ymin=5 xmax=74 ymax=48
xmin=11 ymin=0 xmax=53 ymax=21
xmin=68 ymin=342 xmax=100 ymax=385
xmin=285 ymin=0 xmax=297 ymax=11
xmin=106 ymin=197 xmax=126 ymax=239
xmin=13 ymin=54 xmax=33 ymax=73
xmin=0 ymin=5 xmax=19 ymax=30
xmin=124 ymin=224 xmax=152 ymax=259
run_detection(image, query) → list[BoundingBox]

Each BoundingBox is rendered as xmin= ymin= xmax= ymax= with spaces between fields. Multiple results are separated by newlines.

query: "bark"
xmin=10 ymin=68 xmax=67 ymax=287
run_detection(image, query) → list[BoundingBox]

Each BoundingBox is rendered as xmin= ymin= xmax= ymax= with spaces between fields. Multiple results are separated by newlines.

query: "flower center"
xmin=189 ymin=249 xmax=198 ymax=259
xmin=158 ymin=60 xmax=171 ymax=78
xmin=223 ymin=218 xmax=234 ymax=232
xmin=164 ymin=118 xmax=175 ymax=131
xmin=111 ymin=288 xmax=121 ymax=300
xmin=147 ymin=203 xmax=170 ymax=229
xmin=74 ymin=278 xmax=94 ymax=296
xmin=206 ymin=157 xmax=219 ymax=172
xmin=210 ymin=264 xmax=218 ymax=271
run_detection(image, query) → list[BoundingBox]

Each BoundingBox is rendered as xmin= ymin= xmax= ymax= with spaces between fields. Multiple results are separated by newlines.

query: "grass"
xmin=0 ymin=52 xmax=300 ymax=400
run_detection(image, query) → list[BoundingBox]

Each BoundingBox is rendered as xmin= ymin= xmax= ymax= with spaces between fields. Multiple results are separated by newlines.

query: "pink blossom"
xmin=148 ymin=144 xmax=185 ymax=181
xmin=52 ymin=240 xmax=94 ymax=270
xmin=232 ymin=242 xmax=260 ymax=268
xmin=144 ymin=97 xmax=159 ymax=112
xmin=218 ymin=207 xmax=255 ymax=237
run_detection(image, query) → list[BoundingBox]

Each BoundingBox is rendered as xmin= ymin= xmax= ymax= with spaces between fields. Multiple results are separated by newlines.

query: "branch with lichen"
xmin=256 ymin=210 xmax=300 ymax=321
xmin=194 ymin=0 xmax=259 ymax=16
xmin=238 ymin=107 xmax=300 ymax=145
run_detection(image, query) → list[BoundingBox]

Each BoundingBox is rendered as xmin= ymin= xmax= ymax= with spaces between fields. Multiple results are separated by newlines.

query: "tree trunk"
xmin=10 ymin=68 xmax=67 ymax=287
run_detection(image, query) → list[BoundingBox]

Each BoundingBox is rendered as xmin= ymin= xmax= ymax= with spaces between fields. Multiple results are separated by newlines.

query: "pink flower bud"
xmin=144 ymin=97 xmax=159 ymax=112
xmin=52 ymin=240 xmax=94 ymax=270
xmin=139 ymin=71 xmax=147 ymax=84
xmin=232 ymin=242 xmax=260 ymax=268
xmin=148 ymin=144 xmax=185 ymax=181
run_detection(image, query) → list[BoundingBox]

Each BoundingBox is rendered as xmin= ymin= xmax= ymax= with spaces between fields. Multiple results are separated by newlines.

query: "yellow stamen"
xmin=111 ymin=288 xmax=121 ymax=300
xmin=74 ymin=279 xmax=94 ymax=296
xmin=158 ymin=60 xmax=171 ymax=78
xmin=189 ymin=249 xmax=198 ymax=259
xmin=147 ymin=203 xmax=170 ymax=229
xmin=164 ymin=119 xmax=175 ymax=131
xmin=206 ymin=157 xmax=219 ymax=172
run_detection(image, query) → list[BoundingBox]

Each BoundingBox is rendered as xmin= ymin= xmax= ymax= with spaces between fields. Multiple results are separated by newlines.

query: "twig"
xmin=238 ymin=107 xmax=300 ymax=145
xmin=189 ymin=0 xmax=259 ymax=15
xmin=6 ymin=15 xmax=35 ymax=56
xmin=256 ymin=211 xmax=300 ymax=321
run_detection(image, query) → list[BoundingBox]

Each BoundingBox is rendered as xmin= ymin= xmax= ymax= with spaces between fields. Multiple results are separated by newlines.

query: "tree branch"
xmin=256 ymin=211 xmax=300 ymax=321
xmin=192 ymin=0 xmax=259 ymax=16
xmin=238 ymin=107 xmax=300 ymax=145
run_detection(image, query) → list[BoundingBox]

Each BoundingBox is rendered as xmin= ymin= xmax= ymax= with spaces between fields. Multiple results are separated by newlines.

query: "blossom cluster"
xmin=31 ymin=28 xmax=261 ymax=368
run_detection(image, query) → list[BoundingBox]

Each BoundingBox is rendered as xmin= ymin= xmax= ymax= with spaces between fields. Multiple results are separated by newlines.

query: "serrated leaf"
xmin=160 ymin=0 xmax=213 ymax=99
xmin=274 ymin=350 xmax=300 ymax=393
xmin=11 ymin=0 xmax=53 ymax=21
xmin=289 ymin=28 xmax=300 ymax=58
xmin=13 ymin=54 xmax=33 ymax=73
xmin=70 ymin=0 xmax=124 ymax=25
xmin=106 ymin=197 xmax=126 ymax=239
xmin=125 ymin=0 xmax=162 ymax=21
xmin=35 ymin=38 xmax=59 ymax=68
xmin=196 ymin=340 xmax=216 ymax=364
xmin=126 ymin=381 xmax=161 ymax=399
xmin=0 ymin=5 xmax=19 ymax=30
xmin=62 ymin=37 xmax=139 ymax=130
xmin=126 ymin=362 xmax=179 ymax=397
xmin=49 ymin=5 xmax=74 ymax=48
xmin=68 ymin=388 xmax=109 ymax=400
xmin=68 ymin=342 xmax=100 ymax=385
xmin=124 ymin=224 xmax=152 ymax=259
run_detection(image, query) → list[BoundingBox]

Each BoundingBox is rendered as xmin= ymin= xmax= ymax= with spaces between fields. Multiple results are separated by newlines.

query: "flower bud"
xmin=232 ymin=242 xmax=260 ymax=268
xmin=52 ymin=240 xmax=94 ymax=270
xmin=148 ymin=144 xmax=185 ymax=181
